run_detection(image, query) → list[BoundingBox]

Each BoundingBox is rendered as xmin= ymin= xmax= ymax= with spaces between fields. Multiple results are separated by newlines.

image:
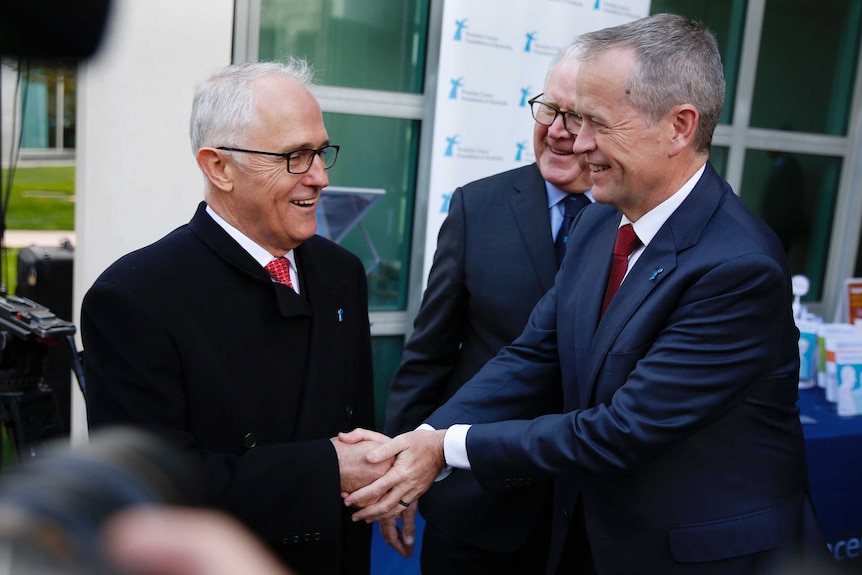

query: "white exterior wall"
xmin=72 ymin=0 xmax=234 ymax=442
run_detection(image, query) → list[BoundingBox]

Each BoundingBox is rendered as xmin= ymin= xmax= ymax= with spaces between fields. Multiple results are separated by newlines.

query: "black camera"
xmin=0 ymin=427 xmax=203 ymax=575
xmin=0 ymin=294 xmax=76 ymax=393
xmin=0 ymin=295 xmax=76 ymax=343
xmin=0 ymin=295 xmax=83 ymax=461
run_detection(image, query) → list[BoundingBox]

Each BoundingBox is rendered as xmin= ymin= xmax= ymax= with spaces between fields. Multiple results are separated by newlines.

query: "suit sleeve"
xmin=465 ymin=253 xmax=795 ymax=488
xmin=384 ymin=187 xmax=470 ymax=435
xmin=81 ymin=280 xmax=345 ymax=543
xmin=425 ymin=279 xmax=564 ymax=429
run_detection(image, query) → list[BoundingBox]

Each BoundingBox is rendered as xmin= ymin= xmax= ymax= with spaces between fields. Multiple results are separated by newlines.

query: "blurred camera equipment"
xmin=0 ymin=426 xmax=203 ymax=575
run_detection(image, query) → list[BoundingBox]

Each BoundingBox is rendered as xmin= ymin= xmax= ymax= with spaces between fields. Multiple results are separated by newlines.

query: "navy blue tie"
xmin=554 ymin=194 xmax=591 ymax=265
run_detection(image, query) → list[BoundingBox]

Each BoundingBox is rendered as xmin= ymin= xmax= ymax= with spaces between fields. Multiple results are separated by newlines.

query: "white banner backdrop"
xmin=423 ymin=0 xmax=651 ymax=281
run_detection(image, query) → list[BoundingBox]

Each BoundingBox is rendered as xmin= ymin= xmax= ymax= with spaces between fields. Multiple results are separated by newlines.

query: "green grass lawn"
xmin=0 ymin=166 xmax=74 ymax=295
xmin=0 ymin=166 xmax=75 ymax=230
xmin=1 ymin=248 xmax=19 ymax=296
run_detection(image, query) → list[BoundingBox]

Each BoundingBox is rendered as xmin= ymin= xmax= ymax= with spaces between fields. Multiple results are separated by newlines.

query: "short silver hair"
xmin=544 ymin=42 xmax=579 ymax=89
xmin=189 ymin=58 xmax=315 ymax=154
xmin=574 ymin=13 xmax=725 ymax=153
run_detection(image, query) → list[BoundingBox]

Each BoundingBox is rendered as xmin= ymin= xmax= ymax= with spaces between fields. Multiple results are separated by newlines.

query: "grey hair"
xmin=544 ymin=42 xmax=579 ymax=89
xmin=189 ymin=58 xmax=315 ymax=154
xmin=574 ymin=13 xmax=725 ymax=153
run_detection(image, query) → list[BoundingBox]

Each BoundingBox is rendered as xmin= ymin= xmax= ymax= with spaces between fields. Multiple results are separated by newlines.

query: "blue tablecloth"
xmin=371 ymin=389 xmax=862 ymax=572
xmin=798 ymin=388 xmax=862 ymax=567
xmin=371 ymin=513 xmax=424 ymax=575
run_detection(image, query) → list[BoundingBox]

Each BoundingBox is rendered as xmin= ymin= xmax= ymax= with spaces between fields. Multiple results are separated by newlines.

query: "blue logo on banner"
xmin=441 ymin=193 xmax=453 ymax=213
xmin=519 ymin=87 xmax=531 ymax=107
xmin=515 ymin=141 xmax=528 ymax=162
xmin=449 ymin=77 xmax=464 ymax=100
xmin=454 ymin=19 xmax=468 ymax=41
xmin=444 ymin=135 xmax=460 ymax=157
xmin=524 ymin=31 xmax=537 ymax=52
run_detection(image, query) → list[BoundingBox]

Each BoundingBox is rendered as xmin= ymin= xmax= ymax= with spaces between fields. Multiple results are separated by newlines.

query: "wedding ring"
xmin=398 ymin=499 xmax=410 ymax=508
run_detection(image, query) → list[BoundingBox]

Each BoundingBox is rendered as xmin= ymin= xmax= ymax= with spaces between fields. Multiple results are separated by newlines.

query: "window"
xmin=751 ymin=0 xmax=861 ymax=135
xmin=19 ymin=63 xmax=77 ymax=151
xmin=259 ymin=0 xmax=429 ymax=93
xmin=653 ymin=0 xmax=862 ymax=311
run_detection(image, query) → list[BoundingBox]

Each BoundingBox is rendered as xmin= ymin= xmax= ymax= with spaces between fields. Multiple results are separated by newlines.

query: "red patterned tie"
xmin=601 ymin=224 xmax=640 ymax=316
xmin=265 ymin=257 xmax=294 ymax=289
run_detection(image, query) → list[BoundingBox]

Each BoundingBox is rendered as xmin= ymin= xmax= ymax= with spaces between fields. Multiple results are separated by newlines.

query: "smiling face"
xmin=219 ymin=74 xmax=330 ymax=253
xmin=533 ymin=58 xmax=592 ymax=194
xmin=573 ymin=47 xmax=680 ymax=220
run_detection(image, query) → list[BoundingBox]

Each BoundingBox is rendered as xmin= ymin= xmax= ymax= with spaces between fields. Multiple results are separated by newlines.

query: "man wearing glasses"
xmin=82 ymin=60 xmax=382 ymax=575
xmin=382 ymin=45 xmax=592 ymax=575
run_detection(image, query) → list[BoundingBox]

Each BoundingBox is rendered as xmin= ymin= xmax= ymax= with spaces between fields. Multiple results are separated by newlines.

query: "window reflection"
xmin=740 ymin=150 xmax=841 ymax=300
xmin=259 ymin=0 xmax=429 ymax=93
xmin=322 ymin=112 xmax=420 ymax=311
xmin=751 ymin=0 xmax=862 ymax=135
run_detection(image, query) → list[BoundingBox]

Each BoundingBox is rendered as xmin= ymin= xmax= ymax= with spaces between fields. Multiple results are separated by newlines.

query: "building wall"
xmin=71 ymin=0 xmax=234 ymax=441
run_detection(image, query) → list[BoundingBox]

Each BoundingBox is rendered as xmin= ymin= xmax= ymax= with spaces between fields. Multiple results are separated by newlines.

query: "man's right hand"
xmin=330 ymin=429 xmax=393 ymax=494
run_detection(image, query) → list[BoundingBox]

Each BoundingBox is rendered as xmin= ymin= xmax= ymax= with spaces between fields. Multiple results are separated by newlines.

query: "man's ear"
xmin=197 ymin=148 xmax=234 ymax=192
xmin=667 ymin=104 xmax=699 ymax=157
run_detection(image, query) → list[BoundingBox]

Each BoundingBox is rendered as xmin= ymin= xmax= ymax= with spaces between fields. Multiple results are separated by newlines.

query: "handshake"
xmin=329 ymin=427 xmax=449 ymax=557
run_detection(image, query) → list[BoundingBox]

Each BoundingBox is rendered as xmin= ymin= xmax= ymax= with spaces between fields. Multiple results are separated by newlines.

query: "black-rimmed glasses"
xmin=216 ymin=145 xmax=340 ymax=174
xmin=527 ymin=94 xmax=581 ymax=135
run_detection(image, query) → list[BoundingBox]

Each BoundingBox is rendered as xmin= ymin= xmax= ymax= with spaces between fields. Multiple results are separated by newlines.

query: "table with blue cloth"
xmin=798 ymin=387 xmax=862 ymax=569
xmin=371 ymin=390 xmax=862 ymax=573
xmin=371 ymin=514 xmax=424 ymax=574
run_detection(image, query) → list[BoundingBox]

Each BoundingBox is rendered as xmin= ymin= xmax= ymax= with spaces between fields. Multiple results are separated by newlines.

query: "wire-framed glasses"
xmin=216 ymin=145 xmax=340 ymax=174
xmin=527 ymin=94 xmax=581 ymax=135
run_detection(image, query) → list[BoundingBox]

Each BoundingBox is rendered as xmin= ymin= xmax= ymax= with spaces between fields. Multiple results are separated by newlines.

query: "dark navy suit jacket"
xmin=428 ymin=163 xmax=825 ymax=574
xmin=386 ymin=163 xmax=561 ymax=551
xmin=83 ymin=202 xmax=374 ymax=575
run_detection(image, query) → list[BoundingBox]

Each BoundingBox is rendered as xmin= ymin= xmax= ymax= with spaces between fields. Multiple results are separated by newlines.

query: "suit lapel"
xmin=190 ymin=202 xmax=312 ymax=318
xmin=510 ymin=164 xmax=559 ymax=292
xmin=292 ymin=242 xmax=343 ymax=437
xmin=580 ymin=163 xmax=725 ymax=406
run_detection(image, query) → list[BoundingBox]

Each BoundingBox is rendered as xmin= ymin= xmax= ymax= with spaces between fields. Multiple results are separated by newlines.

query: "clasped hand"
xmin=332 ymin=428 xmax=448 ymax=557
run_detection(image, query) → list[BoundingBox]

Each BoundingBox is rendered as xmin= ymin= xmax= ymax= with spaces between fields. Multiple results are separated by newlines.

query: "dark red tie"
xmin=265 ymin=257 xmax=294 ymax=289
xmin=601 ymin=224 xmax=640 ymax=316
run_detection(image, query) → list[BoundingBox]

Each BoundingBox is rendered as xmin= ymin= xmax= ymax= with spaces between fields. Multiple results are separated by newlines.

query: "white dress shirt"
xmin=205 ymin=204 xmax=299 ymax=293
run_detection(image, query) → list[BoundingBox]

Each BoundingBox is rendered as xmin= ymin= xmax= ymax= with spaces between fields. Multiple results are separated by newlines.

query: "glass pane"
xmin=322 ymin=112 xmax=419 ymax=311
xmin=20 ymin=65 xmax=76 ymax=150
xmin=709 ymin=146 xmax=729 ymax=177
xmin=650 ymin=0 xmax=745 ymax=125
xmin=371 ymin=336 xmax=404 ymax=431
xmin=21 ymin=68 xmax=50 ymax=148
xmin=62 ymin=68 xmax=77 ymax=148
xmin=739 ymin=149 xmax=841 ymax=301
xmin=259 ymin=0 xmax=429 ymax=93
xmin=751 ymin=0 xmax=862 ymax=135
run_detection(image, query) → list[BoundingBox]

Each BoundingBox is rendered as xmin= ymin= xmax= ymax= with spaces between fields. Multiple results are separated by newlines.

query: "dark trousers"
xmin=420 ymin=519 xmax=551 ymax=575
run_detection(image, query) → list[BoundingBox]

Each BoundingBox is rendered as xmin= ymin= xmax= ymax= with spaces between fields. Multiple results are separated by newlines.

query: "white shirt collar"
xmin=623 ymin=163 xmax=706 ymax=247
xmin=205 ymin=205 xmax=297 ymax=270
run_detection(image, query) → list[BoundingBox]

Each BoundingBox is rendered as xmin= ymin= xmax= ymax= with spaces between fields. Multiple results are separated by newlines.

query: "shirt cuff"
xmin=444 ymin=424 xmax=471 ymax=470
xmin=417 ymin=423 xmax=472 ymax=480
